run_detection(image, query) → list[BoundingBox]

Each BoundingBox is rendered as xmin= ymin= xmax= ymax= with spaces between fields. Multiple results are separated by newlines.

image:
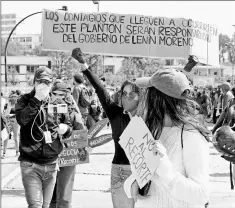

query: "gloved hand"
xmin=58 ymin=123 xmax=69 ymax=135
xmin=72 ymin=48 xmax=85 ymax=64
xmin=35 ymin=83 xmax=50 ymax=101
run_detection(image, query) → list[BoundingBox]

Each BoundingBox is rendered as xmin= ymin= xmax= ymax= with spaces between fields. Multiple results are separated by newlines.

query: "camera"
xmin=48 ymin=104 xmax=68 ymax=114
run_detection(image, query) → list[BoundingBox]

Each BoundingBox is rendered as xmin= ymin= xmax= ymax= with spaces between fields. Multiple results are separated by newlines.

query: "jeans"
xmin=50 ymin=165 xmax=76 ymax=208
xmin=20 ymin=161 xmax=58 ymax=208
xmin=111 ymin=164 xmax=135 ymax=208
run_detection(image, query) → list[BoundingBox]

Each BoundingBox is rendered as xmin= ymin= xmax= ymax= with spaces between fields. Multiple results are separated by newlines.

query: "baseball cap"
xmin=52 ymin=82 xmax=71 ymax=94
xmin=219 ymin=82 xmax=231 ymax=91
xmin=33 ymin=66 xmax=53 ymax=83
xmin=135 ymin=68 xmax=191 ymax=99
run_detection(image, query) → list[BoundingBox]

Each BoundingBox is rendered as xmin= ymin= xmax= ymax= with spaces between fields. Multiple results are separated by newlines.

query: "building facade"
xmin=2 ymin=34 xmax=42 ymax=50
xmin=1 ymin=13 xmax=17 ymax=37
xmin=11 ymin=34 xmax=41 ymax=50
xmin=1 ymin=56 xmax=49 ymax=83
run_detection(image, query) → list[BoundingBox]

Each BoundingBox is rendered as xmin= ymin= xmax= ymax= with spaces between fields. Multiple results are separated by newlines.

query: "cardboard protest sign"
xmin=119 ymin=116 xmax=160 ymax=189
xmin=87 ymin=118 xmax=109 ymax=140
xmin=42 ymin=9 xmax=219 ymax=66
xmin=87 ymin=118 xmax=112 ymax=148
xmin=88 ymin=133 xmax=112 ymax=148
xmin=58 ymin=129 xmax=89 ymax=167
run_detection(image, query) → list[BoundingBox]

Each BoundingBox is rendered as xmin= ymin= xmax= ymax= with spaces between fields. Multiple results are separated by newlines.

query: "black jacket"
xmin=15 ymin=90 xmax=73 ymax=164
xmin=83 ymin=68 xmax=131 ymax=165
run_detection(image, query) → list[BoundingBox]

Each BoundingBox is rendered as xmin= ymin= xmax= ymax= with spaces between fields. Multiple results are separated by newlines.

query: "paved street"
xmin=1 ymin=126 xmax=235 ymax=208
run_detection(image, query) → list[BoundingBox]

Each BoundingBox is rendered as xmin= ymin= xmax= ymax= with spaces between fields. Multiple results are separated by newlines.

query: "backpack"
xmin=78 ymin=86 xmax=92 ymax=108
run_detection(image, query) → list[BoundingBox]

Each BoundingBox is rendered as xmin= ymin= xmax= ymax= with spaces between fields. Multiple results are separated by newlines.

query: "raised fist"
xmin=72 ymin=48 xmax=85 ymax=64
xmin=184 ymin=55 xmax=198 ymax=72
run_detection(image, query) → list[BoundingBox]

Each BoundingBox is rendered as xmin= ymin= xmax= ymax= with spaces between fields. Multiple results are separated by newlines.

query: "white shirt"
xmin=1 ymin=97 xmax=6 ymax=114
xmin=137 ymin=126 xmax=210 ymax=208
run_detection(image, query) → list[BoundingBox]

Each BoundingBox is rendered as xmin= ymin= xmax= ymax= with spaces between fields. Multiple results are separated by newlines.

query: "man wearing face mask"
xmin=72 ymin=48 xmax=142 ymax=208
xmin=15 ymin=67 xmax=73 ymax=208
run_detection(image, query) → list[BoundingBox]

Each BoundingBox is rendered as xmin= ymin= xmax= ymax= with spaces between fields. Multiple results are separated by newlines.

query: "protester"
xmin=15 ymin=66 xmax=73 ymax=208
xmin=219 ymin=82 xmax=234 ymax=110
xmin=200 ymin=90 xmax=211 ymax=117
xmin=72 ymin=73 xmax=92 ymax=129
xmin=133 ymin=68 xmax=210 ymax=207
xmin=72 ymin=48 xmax=141 ymax=208
xmin=212 ymin=87 xmax=222 ymax=124
xmin=1 ymin=91 xmax=20 ymax=158
xmin=1 ymin=92 xmax=7 ymax=147
xmin=87 ymin=99 xmax=102 ymax=129
xmin=49 ymin=81 xmax=86 ymax=208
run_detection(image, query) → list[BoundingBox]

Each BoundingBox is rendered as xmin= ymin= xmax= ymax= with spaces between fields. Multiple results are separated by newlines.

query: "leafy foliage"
xmin=219 ymin=33 xmax=235 ymax=64
xmin=1 ymin=38 xmax=25 ymax=56
xmin=119 ymin=57 xmax=163 ymax=80
xmin=27 ymin=46 xmax=104 ymax=81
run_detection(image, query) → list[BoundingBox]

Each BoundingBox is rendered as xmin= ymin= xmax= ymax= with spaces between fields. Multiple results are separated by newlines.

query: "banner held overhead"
xmin=42 ymin=9 xmax=219 ymax=66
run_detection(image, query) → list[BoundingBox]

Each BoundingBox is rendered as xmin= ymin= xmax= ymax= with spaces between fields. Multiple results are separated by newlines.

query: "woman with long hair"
xmin=134 ymin=68 xmax=211 ymax=208
xmin=72 ymin=48 xmax=141 ymax=208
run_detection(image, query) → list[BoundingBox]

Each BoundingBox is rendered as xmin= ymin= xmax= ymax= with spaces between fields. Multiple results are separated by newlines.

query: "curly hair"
xmin=141 ymin=87 xmax=211 ymax=141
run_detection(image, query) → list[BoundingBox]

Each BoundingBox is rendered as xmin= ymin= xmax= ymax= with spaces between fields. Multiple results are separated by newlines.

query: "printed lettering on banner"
xmin=119 ymin=116 xmax=160 ymax=189
xmin=42 ymin=9 xmax=219 ymax=66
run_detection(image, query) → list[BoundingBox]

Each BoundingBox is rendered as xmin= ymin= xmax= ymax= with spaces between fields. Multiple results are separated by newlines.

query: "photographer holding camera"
xmin=15 ymin=67 xmax=73 ymax=208
xmin=49 ymin=81 xmax=86 ymax=208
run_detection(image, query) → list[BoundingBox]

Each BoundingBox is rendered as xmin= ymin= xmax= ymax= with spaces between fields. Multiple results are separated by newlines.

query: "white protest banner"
xmin=119 ymin=116 xmax=159 ymax=189
xmin=42 ymin=9 xmax=219 ymax=66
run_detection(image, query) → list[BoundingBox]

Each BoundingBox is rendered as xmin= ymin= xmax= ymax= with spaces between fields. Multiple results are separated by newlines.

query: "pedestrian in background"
xmin=1 ymin=91 xmax=20 ymax=158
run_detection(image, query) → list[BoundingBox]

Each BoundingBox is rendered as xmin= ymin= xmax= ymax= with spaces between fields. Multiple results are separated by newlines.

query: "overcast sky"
xmin=2 ymin=1 xmax=235 ymax=37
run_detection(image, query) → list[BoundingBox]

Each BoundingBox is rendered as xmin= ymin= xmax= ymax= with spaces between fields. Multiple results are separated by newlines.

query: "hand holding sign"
xmin=119 ymin=116 xmax=161 ymax=189
xmin=153 ymin=141 xmax=167 ymax=158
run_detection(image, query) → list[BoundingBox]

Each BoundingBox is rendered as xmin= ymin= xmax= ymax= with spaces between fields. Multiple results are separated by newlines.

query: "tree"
xmin=29 ymin=46 xmax=104 ymax=80
xmin=49 ymin=52 xmax=81 ymax=80
xmin=219 ymin=33 xmax=234 ymax=63
xmin=29 ymin=45 xmax=51 ymax=56
xmin=119 ymin=57 xmax=163 ymax=80
xmin=1 ymin=38 xmax=24 ymax=56
xmin=227 ymin=33 xmax=235 ymax=65
xmin=7 ymin=67 xmax=20 ymax=85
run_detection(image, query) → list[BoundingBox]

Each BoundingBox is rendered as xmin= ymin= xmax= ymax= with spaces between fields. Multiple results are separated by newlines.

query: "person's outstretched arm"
xmin=71 ymin=48 xmax=119 ymax=120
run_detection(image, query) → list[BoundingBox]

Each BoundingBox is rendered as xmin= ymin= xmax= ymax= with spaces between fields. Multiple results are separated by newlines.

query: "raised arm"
xmin=71 ymin=48 xmax=119 ymax=120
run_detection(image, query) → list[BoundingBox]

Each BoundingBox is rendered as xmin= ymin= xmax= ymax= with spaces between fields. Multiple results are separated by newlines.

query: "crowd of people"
xmin=0 ymin=47 xmax=234 ymax=208
xmin=192 ymin=81 xmax=234 ymax=125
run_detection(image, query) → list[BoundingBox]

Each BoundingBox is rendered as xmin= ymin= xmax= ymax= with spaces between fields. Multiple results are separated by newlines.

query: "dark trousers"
xmin=213 ymin=108 xmax=222 ymax=124
xmin=50 ymin=165 xmax=76 ymax=208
